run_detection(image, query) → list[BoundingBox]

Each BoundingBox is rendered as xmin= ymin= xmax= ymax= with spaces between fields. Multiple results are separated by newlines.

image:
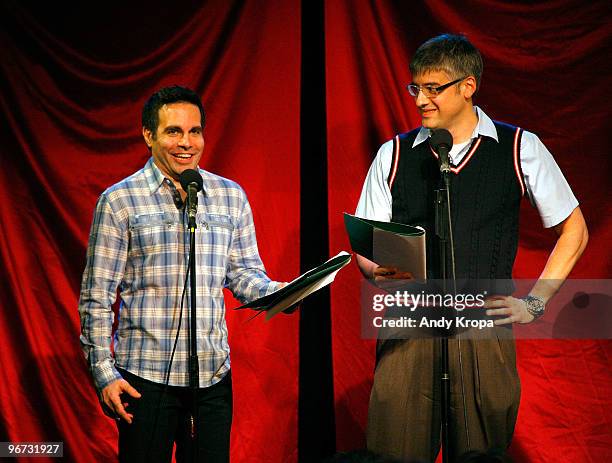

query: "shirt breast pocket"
xmin=198 ymin=213 xmax=235 ymax=256
xmin=129 ymin=211 xmax=178 ymax=255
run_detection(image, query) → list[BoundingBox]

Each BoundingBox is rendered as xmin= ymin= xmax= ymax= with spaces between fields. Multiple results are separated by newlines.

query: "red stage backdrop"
xmin=0 ymin=1 xmax=300 ymax=462
xmin=1 ymin=1 xmax=611 ymax=462
xmin=326 ymin=1 xmax=611 ymax=462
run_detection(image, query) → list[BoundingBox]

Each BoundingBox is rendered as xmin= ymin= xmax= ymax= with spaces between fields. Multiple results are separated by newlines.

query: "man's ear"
xmin=462 ymin=76 xmax=477 ymax=99
xmin=143 ymin=127 xmax=153 ymax=148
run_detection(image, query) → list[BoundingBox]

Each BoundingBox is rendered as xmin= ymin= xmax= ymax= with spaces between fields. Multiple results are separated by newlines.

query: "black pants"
xmin=116 ymin=368 xmax=233 ymax=463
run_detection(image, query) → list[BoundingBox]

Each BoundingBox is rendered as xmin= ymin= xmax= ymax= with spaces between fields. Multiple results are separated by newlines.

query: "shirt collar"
xmin=143 ymin=157 xmax=167 ymax=194
xmin=412 ymin=106 xmax=498 ymax=147
xmin=143 ymin=157 xmax=208 ymax=196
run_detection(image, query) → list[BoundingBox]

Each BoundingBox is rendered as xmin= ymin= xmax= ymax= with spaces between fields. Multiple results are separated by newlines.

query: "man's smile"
xmin=420 ymin=108 xmax=437 ymax=117
xmin=171 ymin=153 xmax=195 ymax=159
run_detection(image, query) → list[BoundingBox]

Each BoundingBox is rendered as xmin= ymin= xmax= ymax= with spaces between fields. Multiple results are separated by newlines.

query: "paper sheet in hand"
xmin=343 ymin=213 xmax=426 ymax=281
xmin=235 ymin=251 xmax=351 ymax=320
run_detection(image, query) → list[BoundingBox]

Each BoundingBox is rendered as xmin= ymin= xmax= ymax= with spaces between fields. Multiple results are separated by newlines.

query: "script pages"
xmin=343 ymin=213 xmax=426 ymax=281
xmin=235 ymin=251 xmax=352 ymax=320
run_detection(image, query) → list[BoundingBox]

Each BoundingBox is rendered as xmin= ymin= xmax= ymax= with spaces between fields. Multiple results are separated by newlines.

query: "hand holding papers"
xmin=235 ymin=251 xmax=352 ymax=320
xmin=343 ymin=213 xmax=426 ymax=281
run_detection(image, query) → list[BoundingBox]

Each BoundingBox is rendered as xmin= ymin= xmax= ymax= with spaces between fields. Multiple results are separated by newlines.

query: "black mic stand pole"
xmin=187 ymin=189 xmax=200 ymax=462
xmin=435 ymin=170 xmax=456 ymax=463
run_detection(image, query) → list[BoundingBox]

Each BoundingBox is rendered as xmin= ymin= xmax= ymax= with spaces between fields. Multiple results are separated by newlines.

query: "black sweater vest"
xmin=390 ymin=122 xmax=525 ymax=282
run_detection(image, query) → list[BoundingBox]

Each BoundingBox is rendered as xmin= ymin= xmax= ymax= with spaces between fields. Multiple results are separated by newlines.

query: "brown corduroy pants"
xmin=366 ymin=331 xmax=520 ymax=462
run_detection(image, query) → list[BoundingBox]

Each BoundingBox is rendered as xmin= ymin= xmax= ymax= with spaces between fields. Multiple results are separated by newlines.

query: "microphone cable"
xmin=443 ymin=163 xmax=471 ymax=451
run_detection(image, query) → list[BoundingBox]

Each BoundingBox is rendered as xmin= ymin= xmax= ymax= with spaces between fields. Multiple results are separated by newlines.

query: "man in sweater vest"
xmin=356 ymin=34 xmax=588 ymax=461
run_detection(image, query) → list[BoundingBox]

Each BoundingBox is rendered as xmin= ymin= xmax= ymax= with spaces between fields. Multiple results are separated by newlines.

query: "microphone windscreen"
xmin=430 ymin=129 xmax=453 ymax=152
xmin=179 ymin=169 xmax=203 ymax=192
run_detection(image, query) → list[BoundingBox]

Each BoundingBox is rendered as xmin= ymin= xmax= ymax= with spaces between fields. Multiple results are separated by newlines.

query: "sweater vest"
xmin=389 ymin=122 xmax=525 ymax=286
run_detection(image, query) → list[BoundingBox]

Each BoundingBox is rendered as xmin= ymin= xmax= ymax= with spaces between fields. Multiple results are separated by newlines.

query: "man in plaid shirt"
xmin=78 ymin=86 xmax=283 ymax=462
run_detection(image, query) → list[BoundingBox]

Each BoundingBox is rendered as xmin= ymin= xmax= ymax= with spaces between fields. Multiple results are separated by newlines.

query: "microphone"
xmin=179 ymin=169 xmax=203 ymax=228
xmin=430 ymin=129 xmax=453 ymax=175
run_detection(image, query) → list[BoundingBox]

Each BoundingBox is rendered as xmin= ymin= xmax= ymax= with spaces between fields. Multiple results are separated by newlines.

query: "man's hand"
xmin=485 ymin=296 xmax=534 ymax=325
xmin=373 ymin=266 xmax=413 ymax=281
xmin=101 ymin=379 xmax=141 ymax=424
xmin=373 ymin=266 xmax=414 ymax=290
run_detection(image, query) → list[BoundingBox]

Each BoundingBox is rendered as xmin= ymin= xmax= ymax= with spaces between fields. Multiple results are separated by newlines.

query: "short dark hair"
xmin=142 ymin=85 xmax=206 ymax=136
xmin=410 ymin=34 xmax=483 ymax=91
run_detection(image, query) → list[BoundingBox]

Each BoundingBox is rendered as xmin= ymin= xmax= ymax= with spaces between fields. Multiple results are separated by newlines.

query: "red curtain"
xmin=326 ymin=1 xmax=612 ymax=462
xmin=0 ymin=1 xmax=300 ymax=462
xmin=1 ymin=1 xmax=611 ymax=462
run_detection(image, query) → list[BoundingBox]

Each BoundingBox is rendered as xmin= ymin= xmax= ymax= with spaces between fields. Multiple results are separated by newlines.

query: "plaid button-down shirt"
xmin=79 ymin=158 xmax=279 ymax=393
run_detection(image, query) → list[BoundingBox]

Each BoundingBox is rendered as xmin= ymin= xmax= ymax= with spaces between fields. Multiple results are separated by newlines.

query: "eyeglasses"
xmin=406 ymin=77 xmax=466 ymax=98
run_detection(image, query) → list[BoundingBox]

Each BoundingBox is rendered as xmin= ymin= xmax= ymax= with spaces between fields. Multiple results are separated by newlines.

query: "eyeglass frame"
xmin=406 ymin=77 xmax=467 ymax=98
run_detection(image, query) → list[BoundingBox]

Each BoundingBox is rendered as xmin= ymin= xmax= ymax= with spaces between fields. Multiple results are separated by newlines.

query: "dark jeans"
xmin=116 ymin=368 xmax=233 ymax=463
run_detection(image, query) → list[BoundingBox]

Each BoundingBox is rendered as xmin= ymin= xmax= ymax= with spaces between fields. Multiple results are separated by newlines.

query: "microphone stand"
xmin=435 ymin=170 xmax=456 ymax=463
xmin=187 ymin=192 xmax=199 ymax=462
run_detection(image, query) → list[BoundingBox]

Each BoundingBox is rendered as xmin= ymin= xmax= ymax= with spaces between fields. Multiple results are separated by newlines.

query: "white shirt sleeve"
xmin=355 ymin=140 xmax=394 ymax=221
xmin=520 ymin=130 xmax=579 ymax=228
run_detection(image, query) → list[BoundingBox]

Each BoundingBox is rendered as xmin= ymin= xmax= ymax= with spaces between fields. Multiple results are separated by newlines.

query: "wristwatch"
xmin=522 ymin=295 xmax=546 ymax=320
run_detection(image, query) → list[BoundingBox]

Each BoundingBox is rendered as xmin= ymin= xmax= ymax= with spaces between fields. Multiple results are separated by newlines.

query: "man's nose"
xmin=178 ymin=132 xmax=191 ymax=148
xmin=415 ymin=89 xmax=430 ymax=106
